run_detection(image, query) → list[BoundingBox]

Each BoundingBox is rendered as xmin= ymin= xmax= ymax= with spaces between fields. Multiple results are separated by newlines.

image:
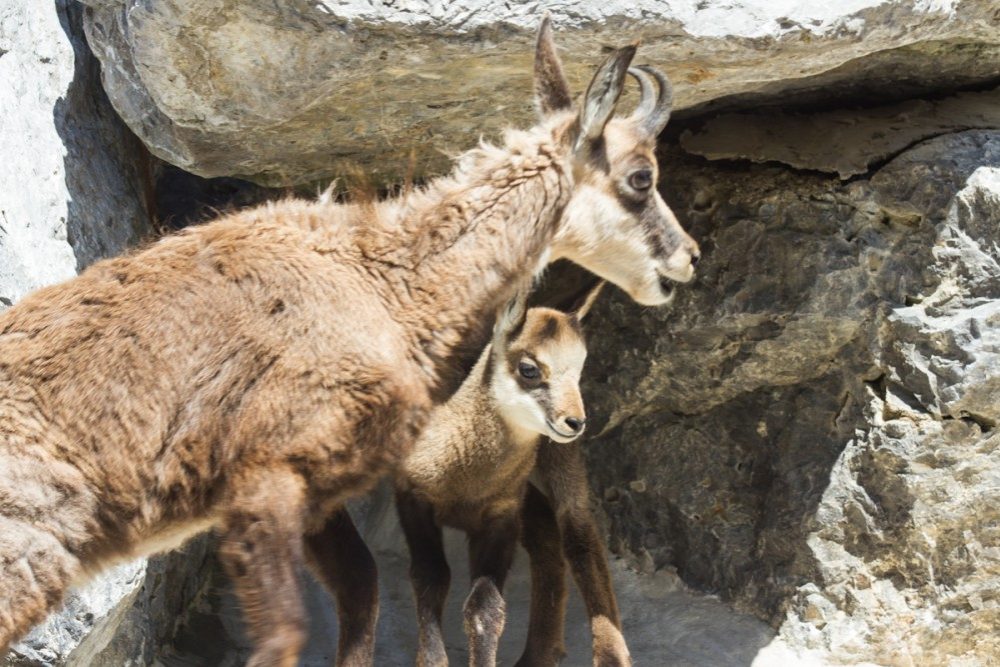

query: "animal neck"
xmin=365 ymin=122 xmax=574 ymax=399
xmin=499 ymin=412 xmax=544 ymax=450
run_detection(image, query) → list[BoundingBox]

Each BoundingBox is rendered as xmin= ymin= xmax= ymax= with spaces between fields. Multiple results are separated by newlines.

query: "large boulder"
xmin=79 ymin=0 xmax=1000 ymax=185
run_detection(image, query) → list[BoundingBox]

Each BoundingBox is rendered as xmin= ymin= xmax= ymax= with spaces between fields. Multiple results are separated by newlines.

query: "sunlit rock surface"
xmin=80 ymin=0 xmax=1000 ymax=184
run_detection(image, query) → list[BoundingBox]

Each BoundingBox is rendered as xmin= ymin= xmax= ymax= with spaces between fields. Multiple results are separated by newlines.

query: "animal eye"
xmin=628 ymin=169 xmax=653 ymax=192
xmin=518 ymin=361 xmax=540 ymax=379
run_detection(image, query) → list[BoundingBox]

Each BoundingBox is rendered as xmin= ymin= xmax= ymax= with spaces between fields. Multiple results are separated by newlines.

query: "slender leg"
xmin=561 ymin=512 xmax=629 ymax=667
xmin=396 ymin=489 xmax=450 ymax=667
xmin=514 ymin=484 xmax=568 ymax=667
xmin=305 ymin=507 xmax=379 ymax=667
xmin=217 ymin=467 xmax=309 ymax=667
xmin=464 ymin=509 xmax=520 ymax=667
xmin=535 ymin=442 xmax=630 ymax=667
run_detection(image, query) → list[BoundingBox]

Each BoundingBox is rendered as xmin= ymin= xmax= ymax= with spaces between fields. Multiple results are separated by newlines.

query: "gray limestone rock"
xmin=0 ymin=0 xmax=151 ymax=309
xmin=9 ymin=562 xmax=148 ymax=666
xmin=8 ymin=542 xmax=211 ymax=667
xmin=577 ymin=129 xmax=1000 ymax=665
xmin=79 ymin=0 xmax=1000 ymax=185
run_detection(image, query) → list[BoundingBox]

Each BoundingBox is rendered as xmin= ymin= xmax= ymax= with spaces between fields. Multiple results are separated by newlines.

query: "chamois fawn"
xmin=398 ymin=281 xmax=629 ymax=667
xmin=325 ymin=280 xmax=628 ymax=667
xmin=406 ymin=283 xmax=616 ymax=667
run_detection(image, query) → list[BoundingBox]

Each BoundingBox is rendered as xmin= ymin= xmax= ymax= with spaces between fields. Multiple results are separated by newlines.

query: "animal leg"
xmin=561 ymin=509 xmax=627 ymax=666
xmin=305 ymin=507 xmax=379 ymax=667
xmin=514 ymin=484 xmax=568 ymax=667
xmin=396 ymin=489 xmax=450 ymax=667
xmin=0 ymin=518 xmax=80 ymax=656
xmin=536 ymin=442 xmax=630 ymax=667
xmin=218 ymin=467 xmax=309 ymax=667
xmin=464 ymin=511 xmax=520 ymax=667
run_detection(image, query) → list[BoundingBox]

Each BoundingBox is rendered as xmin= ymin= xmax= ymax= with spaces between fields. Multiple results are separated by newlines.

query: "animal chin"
xmin=657 ymin=275 xmax=677 ymax=299
xmin=547 ymin=421 xmax=579 ymax=443
xmin=629 ymin=274 xmax=675 ymax=306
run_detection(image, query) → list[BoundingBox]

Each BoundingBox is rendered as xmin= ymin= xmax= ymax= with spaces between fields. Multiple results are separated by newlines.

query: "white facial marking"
xmin=492 ymin=366 xmax=551 ymax=438
xmin=554 ymin=181 xmax=697 ymax=306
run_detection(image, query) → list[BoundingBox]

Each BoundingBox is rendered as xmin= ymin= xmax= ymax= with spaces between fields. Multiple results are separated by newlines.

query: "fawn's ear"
xmin=576 ymin=45 xmax=636 ymax=150
xmin=493 ymin=287 xmax=529 ymax=344
xmin=538 ymin=273 xmax=604 ymax=321
xmin=534 ymin=15 xmax=573 ymax=117
xmin=571 ymin=280 xmax=605 ymax=321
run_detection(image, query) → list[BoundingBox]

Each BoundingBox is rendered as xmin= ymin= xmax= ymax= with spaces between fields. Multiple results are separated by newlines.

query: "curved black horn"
xmin=629 ymin=65 xmax=673 ymax=138
xmin=628 ymin=67 xmax=657 ymax=120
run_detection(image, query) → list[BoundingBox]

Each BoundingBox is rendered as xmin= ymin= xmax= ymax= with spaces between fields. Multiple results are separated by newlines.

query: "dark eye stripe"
xmin=639 ymin=202 xmax=669 ymax=257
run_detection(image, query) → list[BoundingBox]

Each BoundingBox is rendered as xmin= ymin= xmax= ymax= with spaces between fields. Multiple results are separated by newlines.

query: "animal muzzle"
xmin=548 ymin=414 xmax=586 ymax=442
xmin=654 ymin=195 xmax=700 ymax=284
xmin=660 ymin=236 xmax=700 ymax=284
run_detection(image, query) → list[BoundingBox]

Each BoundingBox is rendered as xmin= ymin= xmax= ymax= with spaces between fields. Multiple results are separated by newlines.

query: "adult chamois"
xmin=0 ymin=17 xmax=697 ymax=667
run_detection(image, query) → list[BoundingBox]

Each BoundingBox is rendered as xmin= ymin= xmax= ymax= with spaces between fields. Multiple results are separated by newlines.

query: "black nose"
xmin=564 ymin=417 xmax=585 ymax=433
xmin=691 ymin=251 xmax=701 ymax=266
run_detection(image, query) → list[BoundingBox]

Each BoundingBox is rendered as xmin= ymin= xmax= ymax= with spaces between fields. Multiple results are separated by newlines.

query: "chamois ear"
xmin=493 ymin=287 xmax=529 ymax=342
xmin=534 ymin=15 xmax=573 ymax=116
xmin=571 ymin=280 xmax=605 ymax=321
xmin=539 ymin=273 xmax=604 ymax=320
xmin=577 ymin=44 xmax=636 ymax=149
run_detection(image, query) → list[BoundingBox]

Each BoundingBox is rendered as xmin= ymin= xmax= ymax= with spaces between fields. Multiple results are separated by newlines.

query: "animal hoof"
xmin=591 ymin=616 xmax=631 ymax=667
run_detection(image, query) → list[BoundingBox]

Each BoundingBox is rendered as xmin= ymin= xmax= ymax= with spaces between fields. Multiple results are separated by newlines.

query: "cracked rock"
xmin=576 ymin=129 xmax=1000 ymax=664
xmin=79 ymin=0 xmax=1000 ymax=185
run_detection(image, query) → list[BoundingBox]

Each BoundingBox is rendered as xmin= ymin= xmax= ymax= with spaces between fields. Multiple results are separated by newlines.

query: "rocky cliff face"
xmin=2 ymin=1 xmax=999 ymax=665
xmin=0 ymin=0 xmax=149 ymax=306
xmin=580 ymin=128 xmax=1000 ymax=665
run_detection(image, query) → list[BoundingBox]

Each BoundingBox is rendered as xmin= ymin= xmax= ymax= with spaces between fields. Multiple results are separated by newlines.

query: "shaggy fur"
xmin=0 ymin=18 xmax=697 ymax=666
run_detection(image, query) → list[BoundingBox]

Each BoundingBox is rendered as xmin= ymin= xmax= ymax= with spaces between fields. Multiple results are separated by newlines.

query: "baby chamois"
xmin=396 ymin=281 xmax=628 ymax=667
xmin=321 ymin=282 xmax=623 ymax=666
xmin=0 ymin=18 xmax=697 ymax=666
